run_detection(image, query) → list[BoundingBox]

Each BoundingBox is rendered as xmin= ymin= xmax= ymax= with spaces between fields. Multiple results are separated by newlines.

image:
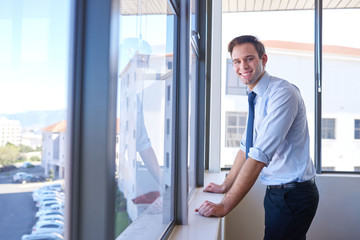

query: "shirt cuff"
xmin=248 ymin=147 xmax=270 ymax=166
xmin=240 ymin=142 xmax=246 ymax=153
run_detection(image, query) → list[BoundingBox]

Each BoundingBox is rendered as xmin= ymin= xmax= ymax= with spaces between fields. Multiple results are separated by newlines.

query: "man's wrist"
xmin=220 ymin=198 xmax=231 ymax=215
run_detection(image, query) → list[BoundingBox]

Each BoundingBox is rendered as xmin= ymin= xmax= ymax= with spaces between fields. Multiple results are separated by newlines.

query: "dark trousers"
xmin=263 ymin=181 xmax=319 ymax=240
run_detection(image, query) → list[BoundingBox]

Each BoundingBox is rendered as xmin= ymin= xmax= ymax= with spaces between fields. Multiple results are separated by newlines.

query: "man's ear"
xmin=261 ymin=53 xmax=268 ymax=66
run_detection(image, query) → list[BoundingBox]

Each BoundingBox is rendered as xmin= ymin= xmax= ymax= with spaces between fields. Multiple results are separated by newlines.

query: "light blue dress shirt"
xmin=240 ymin=72 xmax=316 ymax=185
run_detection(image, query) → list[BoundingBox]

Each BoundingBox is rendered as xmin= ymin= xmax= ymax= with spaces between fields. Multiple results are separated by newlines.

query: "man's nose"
xmin=240 ymin=61 xmax=249 ymax=70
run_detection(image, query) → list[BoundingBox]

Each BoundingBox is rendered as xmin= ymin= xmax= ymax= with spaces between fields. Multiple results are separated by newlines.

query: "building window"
xmin=226 ymin=59 xmax=247 ymax=95
xmin=225 ymin=111 xmax=247 ymax=147
xmin=322 ymin=118 xmax=336 ymax=139
xmin=322 ymin=166 xmax=335 ymax=171
xmin=355 ymin=119 xmax=360 ymax=139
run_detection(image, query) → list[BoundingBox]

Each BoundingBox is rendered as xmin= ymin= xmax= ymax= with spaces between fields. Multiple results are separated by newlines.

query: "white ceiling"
xmin=222 ymin=0 xmax=360 ymax=12
xmin=120 ymin=0 xmax=360 ymax=15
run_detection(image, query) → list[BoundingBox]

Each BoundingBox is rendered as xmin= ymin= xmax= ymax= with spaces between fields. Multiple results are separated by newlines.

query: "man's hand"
xmin=203 ymin=182 xmax=226 ymax=193
xmin=195 ymin=200 xmax=227 ymax=217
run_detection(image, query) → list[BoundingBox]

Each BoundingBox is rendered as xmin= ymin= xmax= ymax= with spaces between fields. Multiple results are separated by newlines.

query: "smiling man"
xmin=195 ymin=35 xmax=319 ymax=240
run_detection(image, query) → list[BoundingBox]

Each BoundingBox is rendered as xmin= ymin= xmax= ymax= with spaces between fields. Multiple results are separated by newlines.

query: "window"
xmin=115 ymin=0 xmax=175 ymax=238
xmin=355 ymin=120 xmax=360 ymax=139
xmin=225 ymin=111 xmax=247 ymax=148
xmin=321 ymin=8 xmax=360 ymax=172
xmin=322 ymin=166 xmax=335 ymax=171
xmin=0 ymin=0 xmax=69 ymax=239
xmin=220 ymin=8 xmax=314 ymax=168
xmin=226 ymin=59 xmax=247 ymax=95
xmin=321 ymin=118 xmax=336 ymax=139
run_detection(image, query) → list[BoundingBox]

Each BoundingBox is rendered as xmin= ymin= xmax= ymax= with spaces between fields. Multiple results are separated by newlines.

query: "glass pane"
xmin=188 ymin=45 xmax=197 ymax=195
xmin=115 ymin=1 xmax=175 ymax=238
xmin=221 ymin=8 xmax=315 ymax=168
xmin=188 ymin=0 xmax=198 ymax=196
xmin=322 ymin=7 xmax=360 ymax=172
xmin=0 ymin=0 xmax=70 ymax=239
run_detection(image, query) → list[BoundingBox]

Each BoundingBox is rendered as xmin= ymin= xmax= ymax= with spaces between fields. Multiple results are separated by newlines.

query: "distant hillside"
xmin=0 ymin=109 xmax=67 ymax=130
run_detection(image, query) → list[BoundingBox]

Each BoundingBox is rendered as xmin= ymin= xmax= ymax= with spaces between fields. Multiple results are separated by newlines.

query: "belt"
xmin=267 ymin=178 xmax=315 ymax=190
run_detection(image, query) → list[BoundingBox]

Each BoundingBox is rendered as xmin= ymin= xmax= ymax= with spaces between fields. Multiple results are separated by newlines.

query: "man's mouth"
xmin=240 ymin=71 xmax=252 ymax=76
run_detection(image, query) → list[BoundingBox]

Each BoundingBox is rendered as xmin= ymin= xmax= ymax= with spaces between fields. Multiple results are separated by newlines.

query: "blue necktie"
xmin=246 ymin=91 xmax=256 ymax=159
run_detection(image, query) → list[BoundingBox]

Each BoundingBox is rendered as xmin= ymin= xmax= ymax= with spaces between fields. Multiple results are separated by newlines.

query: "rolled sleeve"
xmin=248 ymin=147 xmax=270 ymax=166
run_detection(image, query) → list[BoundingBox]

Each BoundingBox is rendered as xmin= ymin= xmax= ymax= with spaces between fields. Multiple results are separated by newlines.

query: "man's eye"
xmin=246 ymin=57 xmax=254 ymax=62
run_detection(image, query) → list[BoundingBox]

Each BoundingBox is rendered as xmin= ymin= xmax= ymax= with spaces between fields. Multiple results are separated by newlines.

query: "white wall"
xmin=223 ymin=175 xmax=360 ymax=240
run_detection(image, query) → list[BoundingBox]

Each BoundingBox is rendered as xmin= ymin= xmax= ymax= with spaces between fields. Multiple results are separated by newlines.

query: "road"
xmin=0 ymin=186 xmax=38 ymax=240
xmin=0 ymin=164 xmax=62 ymax=239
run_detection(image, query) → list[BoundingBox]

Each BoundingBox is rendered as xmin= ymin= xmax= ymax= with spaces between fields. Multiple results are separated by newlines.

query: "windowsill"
xmin=168 ymin=171 xmax=227 ymax=240
xmin=116 ymin=172 xmax=227 ymax=240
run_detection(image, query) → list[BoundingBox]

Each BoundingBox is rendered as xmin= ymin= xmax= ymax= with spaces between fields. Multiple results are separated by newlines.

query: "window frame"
xmin=355 ymin=119 xmax=360 ymax=140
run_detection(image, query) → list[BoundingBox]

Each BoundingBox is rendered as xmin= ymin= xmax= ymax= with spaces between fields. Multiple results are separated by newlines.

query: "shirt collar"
xmin=247 ymin=71 xmax=270 ymax=97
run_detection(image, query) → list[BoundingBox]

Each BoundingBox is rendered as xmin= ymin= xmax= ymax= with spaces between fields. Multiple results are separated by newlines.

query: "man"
xmin=195 ymin=35 xmax=319 ymax=240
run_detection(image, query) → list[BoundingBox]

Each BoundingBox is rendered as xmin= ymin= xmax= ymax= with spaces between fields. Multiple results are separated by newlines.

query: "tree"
xmin=0 ymin=143 xmax=20 ymax=166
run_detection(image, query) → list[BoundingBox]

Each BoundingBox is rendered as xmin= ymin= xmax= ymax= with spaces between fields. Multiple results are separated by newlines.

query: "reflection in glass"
xmin=115 ymin=1 xmax=174 ymax=238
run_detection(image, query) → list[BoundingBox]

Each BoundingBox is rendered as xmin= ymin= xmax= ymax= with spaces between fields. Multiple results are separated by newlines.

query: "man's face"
xmin=231 ymin=43 xmax=267 ymax=90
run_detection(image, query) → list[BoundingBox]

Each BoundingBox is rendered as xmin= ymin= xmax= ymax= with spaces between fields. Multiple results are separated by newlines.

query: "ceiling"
xmin=222 ymin=0 xmax=360 ymax=12
xmin=120 ymin=0 xmax=360 ymax=15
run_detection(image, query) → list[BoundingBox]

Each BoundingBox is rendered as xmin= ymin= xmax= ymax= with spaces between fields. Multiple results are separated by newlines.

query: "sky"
xmin=1 ymin=1 xmax=359 ymax=115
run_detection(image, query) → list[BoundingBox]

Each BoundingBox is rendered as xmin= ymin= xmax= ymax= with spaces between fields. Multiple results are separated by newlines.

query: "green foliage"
xmin=0 ymin=143 xmax=20 ymax=166
xmin=30 ymin=156 xmax=41 ymax=162
xmin=48 ymin=169 xmax=55 ymax=179
xmin=19 ymin=144 xmax=35 ymax=153
xmin=114 ymin=189 xmax=132 ymax=237
xmin=0 ymin=143 xmax=42 ymax=167
xmin=114 ymin=211 xmax=132 ymax=237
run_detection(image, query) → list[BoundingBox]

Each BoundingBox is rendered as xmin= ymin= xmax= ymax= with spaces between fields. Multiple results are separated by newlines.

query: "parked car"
xmin=38 ymin=214 xmax=64 ymax=223
xmin=38 ymin=201 xmax=64 ymax=210
xmin=33 ymin=190 xmax=64 ymax=202
xmin=33 ymin=219 xmax=64 ymax=228
xmin=13 ymin=172 xmax=27 ymax=182
xmin=41 ymin=183 xmax=63 ymax=192
xmin=31 ymin=220 xmax=64 ymax=235
xmin=20 ymin=174 xmax=45 ymax=183
xmin=21 ymin=232 xmax=64 ymax=240
xmin=36 ymin=209 xmax=64 ymax=218
xmin=22 ymin=161 xmax=35 ymax=168
xmin=37 ymin=197 xmax=64 ymax=207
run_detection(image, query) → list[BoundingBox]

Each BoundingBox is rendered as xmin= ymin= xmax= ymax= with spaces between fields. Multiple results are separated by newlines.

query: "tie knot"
xmin=248 ymin=91 xmax=257 ymax=105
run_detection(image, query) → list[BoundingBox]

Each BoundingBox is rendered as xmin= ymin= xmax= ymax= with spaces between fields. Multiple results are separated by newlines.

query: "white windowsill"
xmin=168 ymin=172 xmax=227 ymax=240
xmin=116 ymin=172 xmax=226 ymax=240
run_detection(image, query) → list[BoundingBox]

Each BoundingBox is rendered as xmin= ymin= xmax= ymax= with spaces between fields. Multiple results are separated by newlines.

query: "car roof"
xmin=22 ymin=232 xmax=64 ymax=239
xmin=35 ymin=220 xmax=64 ymax=227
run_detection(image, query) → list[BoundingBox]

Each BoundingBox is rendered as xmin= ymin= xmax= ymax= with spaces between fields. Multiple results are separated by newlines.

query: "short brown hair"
xmin=228 ymin=35 xmax=265 ymax=58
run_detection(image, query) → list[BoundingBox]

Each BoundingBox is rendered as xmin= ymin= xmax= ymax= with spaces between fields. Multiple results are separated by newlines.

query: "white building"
xmin=0 ymin=117 xmax=21 ymax=146
xmin=118 ymin=51 xmax=173 ymax=221
xmin=21 ymin=130 xmax=42 ymax=149
xmin=42 ymin=120 xmax=67 ymax=179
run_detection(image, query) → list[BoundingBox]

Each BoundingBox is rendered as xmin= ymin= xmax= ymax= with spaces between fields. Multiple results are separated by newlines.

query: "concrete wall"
xmin=224 ymin=175 xmax=360 ymax=240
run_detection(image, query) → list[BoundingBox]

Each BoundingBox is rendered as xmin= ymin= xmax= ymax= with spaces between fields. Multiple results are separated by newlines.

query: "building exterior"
xmin=0 ymin=117 xmax=22 ymax=146
xmin=42 ymin=120 xmax=67 ymax=179
xmin=21 ymin=130 xmax=42 ymax=149
xmin=118 ymin=51 xmax=173 ymax=221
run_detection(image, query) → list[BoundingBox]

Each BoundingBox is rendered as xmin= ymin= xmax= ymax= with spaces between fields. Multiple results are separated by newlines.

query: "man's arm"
xmin=139 ymin=147 xmax=162 ymax=185
xmin=196 ymin=157 xmax=265 ymax=217
xmin=203 ymin=149 xmax=246 ymax=193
